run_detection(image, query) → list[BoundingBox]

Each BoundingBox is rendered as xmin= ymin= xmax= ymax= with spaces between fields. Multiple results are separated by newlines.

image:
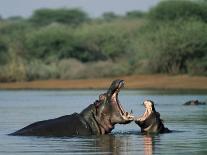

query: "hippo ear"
xmin=96 ymin=97 xmax=109 ymax=116
xmin=99 ymin=93 xmax=109 ymax=106
xmin=94 ymin=100 xmax=100 ymax=108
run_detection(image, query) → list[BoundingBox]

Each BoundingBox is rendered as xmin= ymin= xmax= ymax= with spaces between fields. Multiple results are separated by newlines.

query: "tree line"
xmin=0 ymin=0 xmax=207 ymax=82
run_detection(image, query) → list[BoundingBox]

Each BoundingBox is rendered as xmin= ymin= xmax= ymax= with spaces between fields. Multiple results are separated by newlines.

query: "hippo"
xmin=183 ymin=100 xmax=206 ymax=106
xmin=134 ymin=100 xmax=170 ymax=134
xmin=10 ymin=79 xmax=134 ymax=137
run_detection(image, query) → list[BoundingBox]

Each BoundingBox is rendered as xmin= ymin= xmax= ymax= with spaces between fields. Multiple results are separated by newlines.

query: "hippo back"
xmin=10 ymin=113 xmax=92 ymax=137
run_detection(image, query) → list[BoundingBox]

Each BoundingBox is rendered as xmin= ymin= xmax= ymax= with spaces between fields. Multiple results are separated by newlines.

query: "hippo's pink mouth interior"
xmin=111 ymin=81 xmax=133 ymax=120
xmin=137 ymin=103 xmax=153 ymax=121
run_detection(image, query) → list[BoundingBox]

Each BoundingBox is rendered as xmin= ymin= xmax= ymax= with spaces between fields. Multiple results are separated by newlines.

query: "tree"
xmin=0 ymin=37 xmax=8 ymax=65
xmin=126 ymin=11 xmax=145 ymax=18
xmin=29 ymin=8 xmax=89 ymax=26
xmin=148 ymin=0 xmax=207 ymax=22
xmin=102 ymin=12 xmax=119 ymax=21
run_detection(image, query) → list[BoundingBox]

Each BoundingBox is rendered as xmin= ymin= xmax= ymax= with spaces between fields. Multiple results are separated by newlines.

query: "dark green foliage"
xmin=76 ymin=22 xmax=132 ymax=60
xmin=29 ymin=8 xmax=89 ymax=26
xmin=25 ymin=24 xmax=107 ymax=62
xmin=133 ymin=20 xmax=207 ymax=74
xmin=148 ymin=0 xmax=207 ymax=22
xmin=126 ymin=11 xmax=145 ymax=18
xmin=0 ymin=22 xmax=24 ymax=35
xmin=102 ymin=12 xmax=119 ymax=21
xmin=187 ymin=56 xmax=207 ymax=76
xmin=0 ymin=0 xmax=207 ymax=81
xmin=0 ymin=37 xmax=8 ymax=65
xmin=7 ymin=16 xmax=24 ymax=22
xmin=25 ymin=25 xmax=76 ymax=61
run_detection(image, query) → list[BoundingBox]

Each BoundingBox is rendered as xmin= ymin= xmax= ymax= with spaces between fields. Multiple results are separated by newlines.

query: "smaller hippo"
xmin=134 ymin=100 xmax=170 ymax=134
xmin=183 ymin=100 xmax=206 ymax=106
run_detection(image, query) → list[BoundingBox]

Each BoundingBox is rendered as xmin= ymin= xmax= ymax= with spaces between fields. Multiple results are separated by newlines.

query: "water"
xmin=0 ymin=90 xmax=206 ymax=155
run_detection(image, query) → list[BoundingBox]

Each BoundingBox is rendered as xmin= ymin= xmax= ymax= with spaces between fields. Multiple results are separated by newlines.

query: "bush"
xmin=25 ymin=24 xmax=77 ymax=62
xmin=83 ymin=60 xmax=131 ymax=78
xmin=0 ymin=21 xmax=32 ymax=65
xmin=126 ymin=11 xmax=145 ymax=18
xmin=57 ymin=59 xmax=86 ymax=79
xmin=148 ymin=0 xmax=207 ymax=22
xmin=57 ymin=59 xmax=131 ymax=79
xmin=25 ymin=23 xmax=113 ymax=62
xmin=0 ymin=21 xmax=32 ymax=37
xmin=187 ymin=56 xmax=207 ymax=76
xmin=26 ymin=60 xmax=59 ymax=81
xmin=0 ymin=37 xmax=9 ymax=65
xmin=132 ymin=19 xmax=207 ymax=74
xmin=102 ymin=12 xmax=120 ymax=21
xmin=0 ymin=52 xmax=27 ymax=82
xmin=75 ymin=20 xmax=143 ymax=61
xmin=29 ymin=8 xmax=89 ymax=26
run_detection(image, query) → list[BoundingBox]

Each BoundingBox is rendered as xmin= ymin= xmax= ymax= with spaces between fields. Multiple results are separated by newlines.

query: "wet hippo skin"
xmin=134 ymin=100 xmax=170 ymax=134
xmin=183 ymin=100 xmax=206 ymax=106
xmin=10 ymin=79 xmax=134 ymax=137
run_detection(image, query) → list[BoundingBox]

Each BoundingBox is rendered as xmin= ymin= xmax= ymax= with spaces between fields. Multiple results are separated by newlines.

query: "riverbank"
xmin=0 ymin=75 xmax=207 ymax=90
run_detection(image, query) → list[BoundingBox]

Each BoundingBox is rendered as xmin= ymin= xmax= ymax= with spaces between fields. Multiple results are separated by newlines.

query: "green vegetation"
xmin=29 ymin=8 xmax=89 ymax=26
xmin=148 ymin=0 xmax=207 ymax=22
xmin=0 ymin=0 xmax=207 ymax=82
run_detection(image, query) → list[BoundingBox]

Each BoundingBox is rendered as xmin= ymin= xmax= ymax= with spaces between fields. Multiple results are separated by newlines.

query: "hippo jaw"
xmin=137 ymin=100 xmax=154 ymax=122
xmin=108 ymin=80 xmax=134 ymax=124
xmin=135 ymin=100 xmax=170 ymax=134
xmin=94 ymin=80 xmax=134 ymax=134
xmin=135 ymin=100 xmax=157 ymax=132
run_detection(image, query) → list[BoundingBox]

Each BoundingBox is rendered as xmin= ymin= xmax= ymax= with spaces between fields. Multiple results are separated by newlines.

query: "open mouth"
xmin=111 ymin=80 xmax=134 ymax=121
xmin=137 ymin=101 xmax=153 ymax=121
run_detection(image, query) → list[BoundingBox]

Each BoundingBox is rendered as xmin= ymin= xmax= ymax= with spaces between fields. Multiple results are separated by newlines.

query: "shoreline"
xmin=0 ymin=75 xmax=207 ymax=90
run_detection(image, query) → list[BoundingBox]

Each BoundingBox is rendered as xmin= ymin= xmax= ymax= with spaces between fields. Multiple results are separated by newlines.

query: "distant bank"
xmin=0 ymin=75 xmax=207 ymax=90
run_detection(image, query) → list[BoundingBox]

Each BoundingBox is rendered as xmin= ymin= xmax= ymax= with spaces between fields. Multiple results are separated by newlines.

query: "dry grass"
xmin=0 ymin=74 xmax=207 ymax=90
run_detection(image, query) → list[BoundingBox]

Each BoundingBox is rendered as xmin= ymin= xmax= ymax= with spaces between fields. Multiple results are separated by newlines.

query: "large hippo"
xmin=10 ymin=79 xmax=134 ymax=137
xmin=134 ymin=100 xmax=170 ymax=134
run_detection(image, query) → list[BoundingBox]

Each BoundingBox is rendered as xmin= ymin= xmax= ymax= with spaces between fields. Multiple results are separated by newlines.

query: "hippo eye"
xmin=94 ymin=100 xmax=100 ymax=107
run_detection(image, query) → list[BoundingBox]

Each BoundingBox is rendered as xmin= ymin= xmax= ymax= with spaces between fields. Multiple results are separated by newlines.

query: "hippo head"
xmin=135 ymin=100 xmax=162 ymax=133
xmin=94 ymin=79 xmax=134 ymax=134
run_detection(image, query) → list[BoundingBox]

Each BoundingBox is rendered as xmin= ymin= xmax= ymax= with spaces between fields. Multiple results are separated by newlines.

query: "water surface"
xmin=0 ymin=90 xmax=206 ymax=155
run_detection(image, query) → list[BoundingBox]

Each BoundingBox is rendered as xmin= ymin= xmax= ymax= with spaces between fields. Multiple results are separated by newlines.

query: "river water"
xmin=0 ymin=90 xmax=206 ymax=155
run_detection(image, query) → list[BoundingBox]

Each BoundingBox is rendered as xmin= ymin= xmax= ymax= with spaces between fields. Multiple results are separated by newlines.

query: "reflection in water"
xmin=144 ymin=135 xmax=155 ymax=155
xmin=91 ymin=133 xmax=139 ymax=155
xmin=93 ymin=134 xmax=160 ymax=155
xmin=95 ymin=135 xmax=125 ymax=154
xmin=93 ymin=134 xmax=159 ymax=155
